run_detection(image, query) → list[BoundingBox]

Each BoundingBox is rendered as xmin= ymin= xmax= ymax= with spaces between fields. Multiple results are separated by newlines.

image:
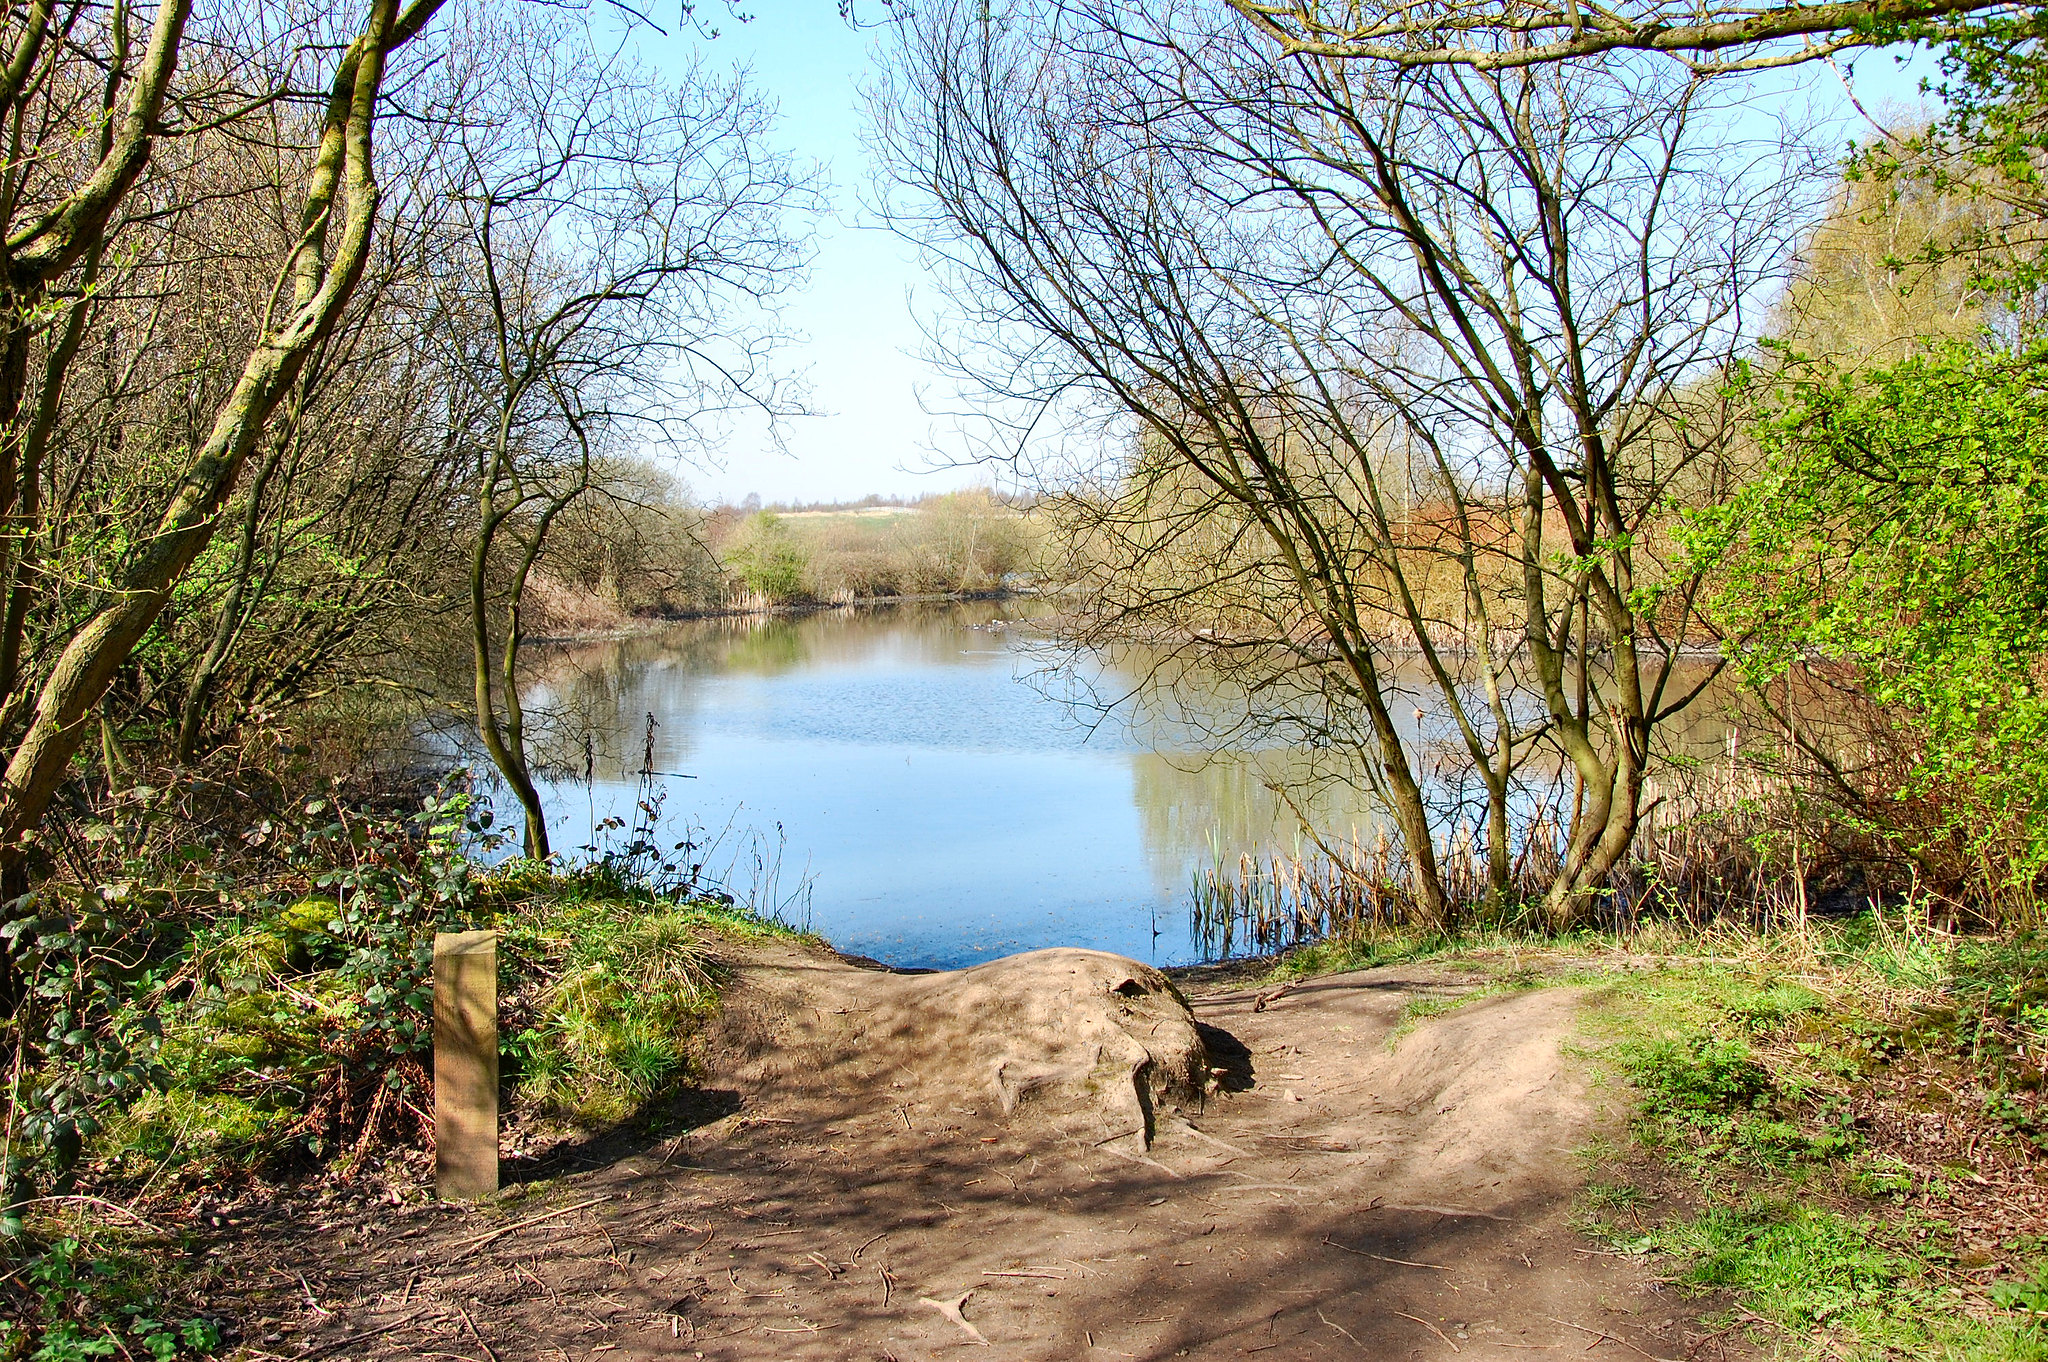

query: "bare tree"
xmin=878 ymin=0 xmax=1823 ymax=924
xmin=425 ymin=14 xmax=816 ymax=858
xmin=0 ymin=0 xmax=450 ymax=883
xmin=1221 ymin=0 xmax=1993 ymax=71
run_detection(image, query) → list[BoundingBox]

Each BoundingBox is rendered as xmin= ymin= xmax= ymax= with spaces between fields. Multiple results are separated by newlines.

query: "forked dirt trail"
xmin=224 ymin=943 xmax=1752 ymax=1361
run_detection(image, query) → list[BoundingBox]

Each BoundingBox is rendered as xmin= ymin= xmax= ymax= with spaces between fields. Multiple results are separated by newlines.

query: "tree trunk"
xmin=176 ymin=404 xmax=301 ymax=762
xmin=0 ymin=0 xmax=444 ymax=875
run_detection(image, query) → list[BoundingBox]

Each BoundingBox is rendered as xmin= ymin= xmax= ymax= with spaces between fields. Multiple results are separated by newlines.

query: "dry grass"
xmin=521 ymin=571 xmax=636 ymax=638
xmin=1191 ymin=741 xmax=2047 ymax=960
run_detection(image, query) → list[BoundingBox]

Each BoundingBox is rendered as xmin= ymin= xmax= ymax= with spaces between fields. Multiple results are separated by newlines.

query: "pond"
xmin=513 ymin=599 xmax=1735 ymax=969
xmin=513 ymin=600 xmax=1413 ymax=968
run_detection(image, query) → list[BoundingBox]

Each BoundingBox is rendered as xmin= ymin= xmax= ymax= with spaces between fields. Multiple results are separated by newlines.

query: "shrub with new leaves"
xmin=722 ymin=512 xmax=812 ymax=604
xmin=1687 ymin=341 xmax=2048 ymax=889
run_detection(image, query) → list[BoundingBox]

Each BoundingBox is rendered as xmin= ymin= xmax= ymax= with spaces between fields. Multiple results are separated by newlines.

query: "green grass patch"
xmin=1261 ymin=930 xmax=1455 ymax=980
xmin=1261 ymin=925 xmax=1599 ymax=983
xmin=1384 ymin=971 xmax=1547 ymax=1046
xmin=501 ymin=901 xmax=729 ymax=1124
xmin=1567 ymin=918 xmax=2048 ymax=1358
xmin=1582 ymin=1196 xmax=2048 ymax=1360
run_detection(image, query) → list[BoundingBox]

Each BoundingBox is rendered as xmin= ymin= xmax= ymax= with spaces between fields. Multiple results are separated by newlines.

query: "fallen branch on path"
xmin=1320 ymin=1236 xmax=1452 ymax=1270
xmin=920 ymin=1290 xmax=990 ymax=1346
xmin=456 ymin=1303 xmax=500 ymax=1362
xmin=1371 ymin=1201 xmax=1509 ymax=1221
xmin=1392 ymin=1310 xmax=1460 ymax=1352
xmin=442 ymin=1197 xmax=612 ymax=1260
xmin=1542 ymin=1315 xmax=1679 ymax=1362
xmin=1160 ymin=1117 xmax=1248 ymax=1157
xmin=1318 ymin=1310 xmax=1365 ymax=1347
xmin=982 ymin=1269 xmax=1066 ymax=1280
xmin=285 ymin=1306 xmax=436 ymax=1360
xmin=1095 ymin=1143 xmax=1182 ymax=1178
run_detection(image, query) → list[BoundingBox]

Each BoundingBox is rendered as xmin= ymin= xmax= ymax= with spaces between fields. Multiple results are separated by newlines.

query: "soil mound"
xmin=703 ymin=942 xmax=1205 ymax=1146
xmin=217 ymin=954 xmax=1756 ymax=1361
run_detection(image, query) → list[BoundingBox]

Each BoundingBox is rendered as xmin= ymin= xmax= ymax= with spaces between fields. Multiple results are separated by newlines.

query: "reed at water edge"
xmin=1186 ymin=759 xmax=2021 ymax=958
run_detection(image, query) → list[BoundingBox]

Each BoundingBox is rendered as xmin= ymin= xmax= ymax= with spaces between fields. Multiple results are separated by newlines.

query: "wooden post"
xmin=434 ymin=930 xmax=498 ymax=1200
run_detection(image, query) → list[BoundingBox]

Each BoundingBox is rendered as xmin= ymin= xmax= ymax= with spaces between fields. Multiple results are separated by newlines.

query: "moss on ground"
xmin=91 ymin=863 xmax=805 ymax=1186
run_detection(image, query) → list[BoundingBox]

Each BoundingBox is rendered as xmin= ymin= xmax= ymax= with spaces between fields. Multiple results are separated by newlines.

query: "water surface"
xmin=518 ymin=600 xmax=1737 ymax=968
xmin=519 ymin=601 xmax=1393 ymax=968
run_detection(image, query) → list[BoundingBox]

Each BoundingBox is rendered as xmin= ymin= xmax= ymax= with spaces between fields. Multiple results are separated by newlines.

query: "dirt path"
xmin=218 ymin=948 xmax=1752 ymax=1361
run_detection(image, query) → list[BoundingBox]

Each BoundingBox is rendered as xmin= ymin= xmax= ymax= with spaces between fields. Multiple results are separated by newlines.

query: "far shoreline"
xmin=521 ymin=586 xmax=1038 ymax=646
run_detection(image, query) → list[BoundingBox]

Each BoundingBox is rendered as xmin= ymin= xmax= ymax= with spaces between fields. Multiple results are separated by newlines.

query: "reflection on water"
xmin=517 ymin=600 xmax=1735 ymax=969
xmin=518 ymin=601 xmax=1395 ymax=967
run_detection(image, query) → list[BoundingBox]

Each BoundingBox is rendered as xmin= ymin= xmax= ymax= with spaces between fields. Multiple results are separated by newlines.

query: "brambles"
xmin=1 ymin=1234 xmax=223 ymax=1362
xmin=7 ymin=775 xmax=793 ymax=1207
xmin=1 ymin=906 xmax=165 ymax=1233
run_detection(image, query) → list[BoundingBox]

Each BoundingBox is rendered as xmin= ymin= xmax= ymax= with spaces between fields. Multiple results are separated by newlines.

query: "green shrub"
xmin=1638 ymin=1201 xmax=1912 ymax=1327
xmin=0 ymin=1237 xmax=223 ymax=1361
xmin=722 ymin=512 xmax=810 ymax=603
xmin=1623 ymin=1035 xmax=1775 ymax=1116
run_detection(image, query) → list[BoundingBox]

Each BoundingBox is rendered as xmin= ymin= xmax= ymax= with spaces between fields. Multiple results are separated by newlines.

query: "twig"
xmin=1374 ymin=1202 xmax=1509 ymax=1221
xmin=287 ymin=1307 xmax=435 ymax=1360
xmin=1318 ymin=1310 xmax=1366 ymax=1347
xmin=100 ymin=1321 xmax=141 ymax=1362
xmin=1163 ymin=1118 xmax=1248 ymax=1157
xmin=294 ymin=1270 xmax=334 ymax=1317
xmin=982 ymin=1269 xmax=1067 ymax=1279
xmin=920 ymin=1290 xmax=990 ymax=1346
xmin=14 ymin=1195 xmax=168 ymax=1233
xmin=1731 ymin=1308 xmax=1795 ymax=1335
xmin=442 ymin=1197 xmax=611 ymax=1260
xmin=1095 ymin=1143 xmax=1183 ymax=1178
xmin=1393 ymin=1310 xmax=1459 ymax=1352
xmin=1542 ymin=1316 xmax=1679 ymax=1362
xmin=512 ymin=1262 xmax=554 ymax=1305
xmin=456 ymin=1303 xmax=500 ymax=1362
xmin=1320 ymin=1236 xmax=1452 ymax=1270
xmin=853 ymin=1229 xmax=888 ymax=1260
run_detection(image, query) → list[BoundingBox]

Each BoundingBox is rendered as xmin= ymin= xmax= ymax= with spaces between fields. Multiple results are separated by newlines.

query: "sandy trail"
xmin=219 ymin=946 xmax=1752 ymax=1361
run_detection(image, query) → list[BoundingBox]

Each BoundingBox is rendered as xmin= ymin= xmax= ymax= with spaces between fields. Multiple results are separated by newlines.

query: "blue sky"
xmin=628 ymin=12 xmax=973 ymax=506
xmin=622 ymin=12 xmax=1943 ymax=507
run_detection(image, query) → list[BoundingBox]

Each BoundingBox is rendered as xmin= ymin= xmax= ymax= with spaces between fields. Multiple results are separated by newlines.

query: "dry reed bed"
xmin=1185 ymin=761 xmax=2012 ymax=957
